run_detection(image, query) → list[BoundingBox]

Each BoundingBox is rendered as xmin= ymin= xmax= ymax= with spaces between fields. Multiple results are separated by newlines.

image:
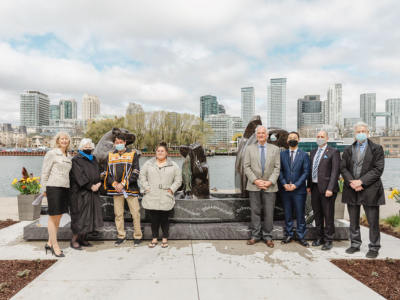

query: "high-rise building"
xmin=20 ymin=91 xmax=50 ymax=127
xmin=327 ymin=84 xmax=342 ymax=126
xmin=386 ymin=99 xmax=400 ymax=132
xmin=200 ymin=95 xmax=218 ymax=121
xmin=82 ymin=94 xmax=100 ymax=120
xmin=218 ymin=104 xmax=226 ymax=114
xmin=126 ymin=102 xmax=144 ymax=116
xmin=360 ymin=93 xmax=376 ymax=130
xmin=59 ymin=99 xmax=77 ymax=120
xmin=50 ymin=105 xmax=60 ymax=120
xmin=321 ymin=100 xmax=328 ymax=124
xmin=297 ymin=95 xmax=322 ymax=131
xmin=204 ymin=114 xmax=245 ymax=146
xmin=344 ymin=118 xmax=363 ymax=127
xmin=241 ymin=87 xmax=255 ymax=124
xmin=267 ymin=78 xmax=287 ymax=128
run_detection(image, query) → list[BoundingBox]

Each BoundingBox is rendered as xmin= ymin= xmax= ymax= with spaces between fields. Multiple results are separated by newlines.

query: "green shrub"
xmin=382 ymin=214 xmax=400 ymax=228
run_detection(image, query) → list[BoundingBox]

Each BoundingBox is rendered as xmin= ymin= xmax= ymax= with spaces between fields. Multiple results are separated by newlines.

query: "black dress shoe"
xmin=321 ymin=241 xmax=332 ymax=251
xmin=281 ymin=236 xmax=294 ymax=244
xmin=299 ymin=239 xmax=310 ymax=247
xmin=345 ymin=246 xmax=360 ymax=254
xmin=366 ymin=250 xmax=379 ymax=259
xmin=312 ymin=239 xmax=324 ymax=247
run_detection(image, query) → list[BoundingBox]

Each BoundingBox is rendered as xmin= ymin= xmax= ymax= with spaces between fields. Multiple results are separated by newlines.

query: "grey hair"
xmin=318 ymin=130 xmax=329 ymax=138
xmin=50 ymin=131 xmax=72 ymax=151
xmin=354 ymin=121 xmax=369 ymax=132
xmin=255 ymin=125 xmax=269 ymax=134
xmin=78 ymin=138 xmax=95 ymax=150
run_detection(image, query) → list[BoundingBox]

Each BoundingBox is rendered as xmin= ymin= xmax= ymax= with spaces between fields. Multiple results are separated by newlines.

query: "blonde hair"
xmin=50 ymin=131 xmax=72 ymax=151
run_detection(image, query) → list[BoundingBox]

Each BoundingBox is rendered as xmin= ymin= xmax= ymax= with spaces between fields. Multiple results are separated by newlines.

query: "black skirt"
xmin=47 ymin=186 xmax=70 ymax=216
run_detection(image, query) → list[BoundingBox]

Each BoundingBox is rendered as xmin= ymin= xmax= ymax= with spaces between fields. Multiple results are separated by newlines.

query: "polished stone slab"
xmin=23 ymin=216 xmax=350 ymax=240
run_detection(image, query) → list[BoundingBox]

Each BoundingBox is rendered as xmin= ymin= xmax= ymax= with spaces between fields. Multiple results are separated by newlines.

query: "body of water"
xmin=1 ymin=156 xmax=398 ymax=197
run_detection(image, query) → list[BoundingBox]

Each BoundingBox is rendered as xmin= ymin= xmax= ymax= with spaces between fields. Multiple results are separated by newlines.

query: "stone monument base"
xmin=23 ymin=215 xmax=350 ymax=240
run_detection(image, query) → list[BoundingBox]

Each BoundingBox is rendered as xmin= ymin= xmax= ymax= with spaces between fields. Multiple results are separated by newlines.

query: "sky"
xmin=0 ymin=0 xmax=399 ymax=131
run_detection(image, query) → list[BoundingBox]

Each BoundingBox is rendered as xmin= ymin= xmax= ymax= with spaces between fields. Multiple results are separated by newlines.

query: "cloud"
xmin=0 ymin=0 xmax=399 ymax=131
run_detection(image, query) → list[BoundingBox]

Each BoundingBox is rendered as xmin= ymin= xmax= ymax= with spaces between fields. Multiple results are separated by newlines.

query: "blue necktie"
xmin=261 ymin=146 xmax=265 ymax=176
xmin=312 ymin=148 xmax=323 ymax=181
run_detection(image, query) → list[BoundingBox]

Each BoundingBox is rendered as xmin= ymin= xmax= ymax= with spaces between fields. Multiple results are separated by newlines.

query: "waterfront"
xmin=1 ymin=156 xmax=399 ymax=197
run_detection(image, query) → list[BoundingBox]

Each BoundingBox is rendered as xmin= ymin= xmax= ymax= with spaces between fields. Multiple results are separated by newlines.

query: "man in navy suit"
xmin=279 ymin=131 xmax=311 ymax=247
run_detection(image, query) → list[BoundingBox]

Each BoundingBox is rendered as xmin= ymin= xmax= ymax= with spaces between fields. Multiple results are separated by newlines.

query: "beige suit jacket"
xmin=244 ymin=142 xmax=281 ymax=192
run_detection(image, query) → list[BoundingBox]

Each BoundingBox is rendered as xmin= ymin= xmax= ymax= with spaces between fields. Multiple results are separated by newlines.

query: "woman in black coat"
xmin=69 ymin=138 xmax=104 ymax=250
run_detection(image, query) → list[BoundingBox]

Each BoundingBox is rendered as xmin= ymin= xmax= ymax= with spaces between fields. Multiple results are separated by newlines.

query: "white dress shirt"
xmin=289 ymin=147 xmax=298 ymax=163
xmin=312 ymin=144 xmax=327 ymax=183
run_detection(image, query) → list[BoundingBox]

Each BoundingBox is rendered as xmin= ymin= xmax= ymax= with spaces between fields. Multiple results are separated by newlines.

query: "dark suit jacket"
xmin=339 ymin=139 xmax=385 ymax=206
xmin=279 ymin=148 xmax=310 ymax=195
xmin=307 ymin=145 xmax=341 ymax=193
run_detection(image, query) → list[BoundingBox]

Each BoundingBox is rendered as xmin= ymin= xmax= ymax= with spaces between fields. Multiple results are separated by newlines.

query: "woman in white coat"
xmin=41 ymin=131 xmax=72 ymax=257
xmin=139 ymin=142 xmax=182 ymax=248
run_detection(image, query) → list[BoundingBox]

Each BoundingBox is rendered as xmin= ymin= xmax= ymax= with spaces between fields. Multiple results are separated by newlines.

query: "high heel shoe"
xmin=51 ymin=246 xmax=65 ymax=257
xmin=45 ymin=244 xmax=63 ymax=255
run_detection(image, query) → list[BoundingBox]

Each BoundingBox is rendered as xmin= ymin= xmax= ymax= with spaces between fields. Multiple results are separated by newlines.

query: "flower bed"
xmin=0 ymin=220 xmax=19 ymax=230
xmin=331 ymin=259 xmax=400 ymax=300
xmin=0 ymin=259 xmax=57 ymax=299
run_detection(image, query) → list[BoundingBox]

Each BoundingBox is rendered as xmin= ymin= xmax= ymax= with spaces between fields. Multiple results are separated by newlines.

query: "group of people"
xmin=244 ymin=122 xmax=385 ymax=259
xmin=41 ymin=131 xmax=182 ymax=257
xmin=40 ymin=121 xmax=385 ymax=259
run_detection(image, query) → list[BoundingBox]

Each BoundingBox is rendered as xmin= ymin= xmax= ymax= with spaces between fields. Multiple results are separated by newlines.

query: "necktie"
xmin=290 ymin=151 xmax=294 ymax=168
xmin=261 ymin=146 xmax=265 ymax=176
xmin=357 ymin=146 xmax=361 ymax=162
xmin=312 ymin=148 xmax=323 ymax=181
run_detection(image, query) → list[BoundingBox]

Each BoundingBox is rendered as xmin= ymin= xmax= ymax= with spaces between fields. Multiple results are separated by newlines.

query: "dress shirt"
xmin=312 ymin=144 xmax=327 ymax=183
xmin=258 ymin=142 xmax=268 ymax=161
xmin=289 ymin=147 xmax=298 ymax=163
xmin=357 ymin=139 xmax=368 ymax=155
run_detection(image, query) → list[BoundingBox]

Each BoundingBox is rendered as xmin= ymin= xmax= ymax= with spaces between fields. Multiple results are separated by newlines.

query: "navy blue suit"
xmin=279 ymin=148 xmax=311 ymax=239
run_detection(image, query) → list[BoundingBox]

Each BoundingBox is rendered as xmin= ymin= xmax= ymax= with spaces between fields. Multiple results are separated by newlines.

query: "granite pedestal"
xmin=23 ymin=215 xmax=350 ymax=240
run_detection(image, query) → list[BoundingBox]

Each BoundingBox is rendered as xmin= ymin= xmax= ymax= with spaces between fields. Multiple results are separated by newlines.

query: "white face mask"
xmin=316 ymin=138 xmax=326 ymax=146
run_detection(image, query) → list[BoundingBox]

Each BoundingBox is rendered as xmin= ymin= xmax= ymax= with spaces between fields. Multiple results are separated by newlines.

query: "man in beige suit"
xmin=244 ymin=125 xmax=281 ymax=248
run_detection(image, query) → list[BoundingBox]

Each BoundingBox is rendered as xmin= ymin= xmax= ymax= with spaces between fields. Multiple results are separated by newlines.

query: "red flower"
xmin=22 ymin=186 xmax=26 ymax=189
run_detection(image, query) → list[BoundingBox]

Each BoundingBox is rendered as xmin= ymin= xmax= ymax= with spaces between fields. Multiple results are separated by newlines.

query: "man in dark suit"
xmin=340 ymin=122 xmax=385 ymax=259
xmin=279 ymin=131 xmax=311 ymax=247
xmin=307 ymin=131 xmax=340 ymax=250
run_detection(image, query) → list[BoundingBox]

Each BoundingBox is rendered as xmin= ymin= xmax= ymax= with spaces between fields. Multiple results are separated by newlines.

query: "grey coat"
xmin=139 ymin=157 xmax=182 ymax=211
xmin=244 ymin=142 xmax=281 ymax=192
xmin=340 ymin=139 xmax=385 ymax=206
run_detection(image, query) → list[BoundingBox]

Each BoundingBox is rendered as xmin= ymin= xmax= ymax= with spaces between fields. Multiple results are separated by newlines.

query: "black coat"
xmin=340 ymin=139 xmax=385 ymax=206
xmin=70 ymin=153 xmax=104 ymax=234
xmin=307 ymin=145 xmax=341 ymax=193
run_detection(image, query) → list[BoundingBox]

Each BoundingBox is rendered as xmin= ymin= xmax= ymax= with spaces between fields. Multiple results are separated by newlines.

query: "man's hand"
xmin=116 ymin=183 xmax=124 ymax=193
xmin=254 ymin=180 xmax=265 ymax=189
xmin=350 ymin=180 xmax=363 ymax=189
xmin=284 ymin=184 xmax=294 ymax=191
xmin=263 ymin=181 xmax=272 ymax=188
xmin=290 ymin=184 xmax=297 ymax=190
xmin=325 ymin=190 xmax=333 ymax=197
xmin=307 ymin=188 xmax=311 ymax=194
xmin=355 ymin=186 xmax=364 ymax=192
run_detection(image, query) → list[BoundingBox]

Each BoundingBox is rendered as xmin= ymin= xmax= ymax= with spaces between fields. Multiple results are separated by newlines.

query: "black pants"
xmin=311 ymin=183 xmax=336 ymax=241
xmin=347 ymin=204 xmax=381 ymax=252
xmin=149 ymin=210 xmax=170 ymax=239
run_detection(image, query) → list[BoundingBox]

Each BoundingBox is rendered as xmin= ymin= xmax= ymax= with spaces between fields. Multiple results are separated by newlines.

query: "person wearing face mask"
xmin=306 ymin=131 xmax=340 ymax=251
xmin=103 ymin=131 xmax=142 ymax=247
xmin=69 ymin=138 xmax=104 ymax=250
xmin=340 ymin=122 xmax=385 ymax=259
xmin=279 ymin=131 xmax=311 ymax=247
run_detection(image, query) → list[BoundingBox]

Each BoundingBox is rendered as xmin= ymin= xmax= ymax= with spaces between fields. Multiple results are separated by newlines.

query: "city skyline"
xmin=1 ymin=1 xmax=399 ymax=131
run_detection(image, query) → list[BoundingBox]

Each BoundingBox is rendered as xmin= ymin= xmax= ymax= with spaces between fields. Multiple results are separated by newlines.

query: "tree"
xmin=84 ymin=118 xmax=127 ymax=144
xmin=335 ymin=122 xmax=352 ymax=138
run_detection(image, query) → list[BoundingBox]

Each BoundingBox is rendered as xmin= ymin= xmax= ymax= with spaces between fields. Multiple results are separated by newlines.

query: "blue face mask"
xmin=356 ymin=133 xmax=367 ymax=142
xmin=115 ymin=144 xmax=125 ymax=151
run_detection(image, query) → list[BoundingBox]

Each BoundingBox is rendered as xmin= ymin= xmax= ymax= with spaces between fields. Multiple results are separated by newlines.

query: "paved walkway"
xmin=2 ymin=222 xmax=400 ymax=299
